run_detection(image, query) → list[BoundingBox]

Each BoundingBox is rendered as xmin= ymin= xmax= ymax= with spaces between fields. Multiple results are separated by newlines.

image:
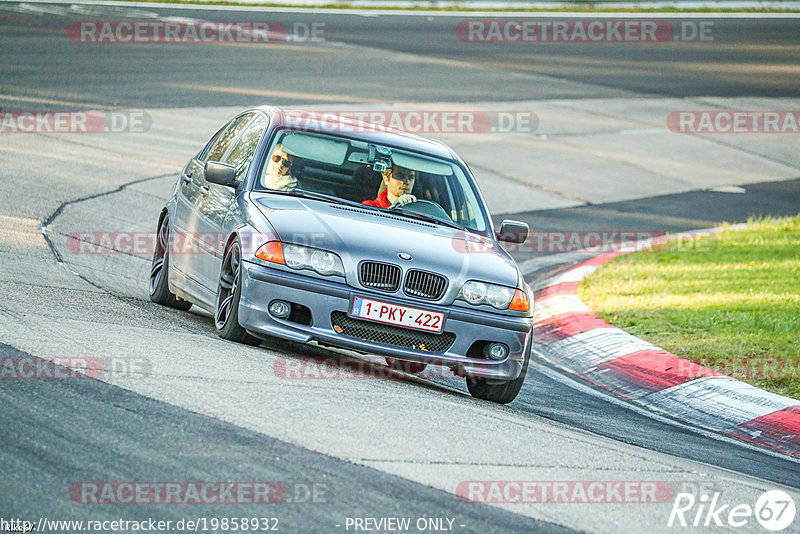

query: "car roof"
xmin=252 ymin=105 xmax=459 ymax=162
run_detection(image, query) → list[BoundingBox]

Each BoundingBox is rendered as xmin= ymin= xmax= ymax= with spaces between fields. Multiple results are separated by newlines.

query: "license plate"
xmin=350 ymin=296 xmax=444 ymax=333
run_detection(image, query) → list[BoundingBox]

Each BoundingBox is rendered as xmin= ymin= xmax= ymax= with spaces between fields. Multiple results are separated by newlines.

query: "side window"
xmin=198 ymin=126 xmax=225 ymax=161
xmin=221 ymin=115 xmax=267 ymax=180
xmin=204 ymin=113 xmax=255 ymax=163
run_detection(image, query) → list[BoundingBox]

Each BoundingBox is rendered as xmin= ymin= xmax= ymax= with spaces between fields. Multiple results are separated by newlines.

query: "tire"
xmin=149 ymin=214 xmax=192 ymax=311
xmin=385 ymin=357 xmax=427 ymax=375
xmin=214 ymin=238 xmax=261 ymax=346
xmin=466 ymin=340 xmax=531 ymax=404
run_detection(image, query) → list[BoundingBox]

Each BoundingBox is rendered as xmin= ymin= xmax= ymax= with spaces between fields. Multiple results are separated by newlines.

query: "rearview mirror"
xmin=497 ymin=220 xmax=529 ymax=244
xmin=205 ymin=161 xmax=238 ymax=188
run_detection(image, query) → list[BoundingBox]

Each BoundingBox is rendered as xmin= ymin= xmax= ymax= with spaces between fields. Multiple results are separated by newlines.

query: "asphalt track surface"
xmin=1 ymin=3 xmax=800 ymax=533
xmin=0 ymin=343 xmax=560 ymax=533
xmin=1 ymin=6 xmax=799 ymax=110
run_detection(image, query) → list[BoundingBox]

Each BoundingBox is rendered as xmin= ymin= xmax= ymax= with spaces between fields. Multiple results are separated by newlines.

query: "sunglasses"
xmin=386 ymin=169 xmax=416 ymax=181
xmin=271 ymin=154 xmax=292 ymax=167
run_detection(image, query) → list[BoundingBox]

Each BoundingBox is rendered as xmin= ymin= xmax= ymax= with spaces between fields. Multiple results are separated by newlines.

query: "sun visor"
xmin=391 ymin=152 xmax=454 ymax=176
xmin=280 ymin=133 xmax=349 ymax=165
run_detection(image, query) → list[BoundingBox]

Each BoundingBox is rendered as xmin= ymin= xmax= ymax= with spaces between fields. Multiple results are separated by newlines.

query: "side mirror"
xmin=497 ymin=220 xmax=529 ymax=244
xmin=205 ymin=161 xmax=239 ymax=188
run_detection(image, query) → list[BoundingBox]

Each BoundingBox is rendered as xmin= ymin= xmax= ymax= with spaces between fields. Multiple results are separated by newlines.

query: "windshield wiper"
xmin=390 ymin=208 xmax=466 ymax=231
xmin=261 ymin=189 xmax=468 ymax=231
xmin=263 ymin=188 xmax=364 ymax=208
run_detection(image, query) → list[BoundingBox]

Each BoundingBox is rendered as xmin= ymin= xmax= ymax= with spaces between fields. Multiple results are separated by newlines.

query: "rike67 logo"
xmin=669 ymin=490 xmax=796 ymax=531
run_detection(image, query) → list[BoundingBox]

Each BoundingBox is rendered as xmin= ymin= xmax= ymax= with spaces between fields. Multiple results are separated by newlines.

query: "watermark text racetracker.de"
xmin=457 ymin=19 xmax=713 ymax=42
xmin=0 ymin=110 xmax=150 ymax=134
xmin=68 ymin=230 xmax=332 ymax=256
xmin=674 ymin=356 xmax=800 ymax=381
xmin=668 ymin=110 xmax=800 ymax=133
xmin=276 ymin=109 xmax=538 ymax=134
xmin=68 ymin=231 xmax=250 ymax=256
xmin=69 ymin=20 xmax=324 ymax=43
xmin=273 ymin=356 xmax=461 ymax=380
xmin=67 ymin=230 xmax=666 ymax=257
xmin=455 ymin=230 xmax=666 ymax=255
xmin=0 ymin=356 xmax=150 ymax=380
xmin=67 ymin=229 xmax=662 ymax=257
xmin=69 ymin=481 xmax=331 ymax=505
xmin=456 ymin=480 xmax=674 ymax=504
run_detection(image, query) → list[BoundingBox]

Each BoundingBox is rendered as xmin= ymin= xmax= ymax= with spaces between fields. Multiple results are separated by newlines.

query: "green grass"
xmin=578 ymin=215 xmax=800 ymax=400
xmin=108 ymin=0 xmax=800 ymax=13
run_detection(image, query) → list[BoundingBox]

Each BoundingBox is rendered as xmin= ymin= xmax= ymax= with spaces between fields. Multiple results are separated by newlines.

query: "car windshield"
xmin=254 ymin=129 xmax=489 ymax=234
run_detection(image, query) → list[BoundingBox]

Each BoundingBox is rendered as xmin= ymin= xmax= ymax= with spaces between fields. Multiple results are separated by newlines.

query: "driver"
xmin=263 ymin=144 xmax=297 ymax=191
xmin=362 ymin=165 xmax=417 ymax=208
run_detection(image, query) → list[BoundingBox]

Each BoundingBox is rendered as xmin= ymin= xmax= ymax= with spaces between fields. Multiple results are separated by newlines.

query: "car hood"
xmin=250 ymin=193 xmax=521 ymax=295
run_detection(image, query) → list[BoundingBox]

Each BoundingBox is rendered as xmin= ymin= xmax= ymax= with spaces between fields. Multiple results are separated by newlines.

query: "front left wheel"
xmin=214 ymin=238 xmax=261 ymax=346
xmin=466 ymin=338 xmax=531 ymax=404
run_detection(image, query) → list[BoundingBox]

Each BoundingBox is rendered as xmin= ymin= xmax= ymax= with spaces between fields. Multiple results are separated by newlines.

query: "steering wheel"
xmin=396 ymin=200 xmax=453 ymax=222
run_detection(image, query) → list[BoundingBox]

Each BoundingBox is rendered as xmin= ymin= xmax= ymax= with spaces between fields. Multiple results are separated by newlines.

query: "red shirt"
xmin=362 ymin=189 xmax=391 ymax=208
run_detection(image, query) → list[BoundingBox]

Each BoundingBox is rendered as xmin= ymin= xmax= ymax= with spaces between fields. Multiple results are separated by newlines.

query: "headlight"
xmin=461 ymin=281 xmax=487 ymax=304
xmin=310 ymin=249 xmax=339 ymax=275
xmin=458 ymin=281 xmax=528 ymax=311
xmin=284 ymin=244 xmax=310 ymax=270
xmin=255 ymin=242 xmax=345 ymax=277
xmin=486 ymin=285 xmax=514 ymax=308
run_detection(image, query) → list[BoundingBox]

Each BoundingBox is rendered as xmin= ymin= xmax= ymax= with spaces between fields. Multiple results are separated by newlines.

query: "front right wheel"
xmin=214 ymin=238 xmax=261 ymax=346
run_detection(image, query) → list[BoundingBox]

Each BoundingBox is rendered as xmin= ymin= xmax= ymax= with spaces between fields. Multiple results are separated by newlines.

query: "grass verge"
xmin=578 ymin=215 xmax=800 ymax=400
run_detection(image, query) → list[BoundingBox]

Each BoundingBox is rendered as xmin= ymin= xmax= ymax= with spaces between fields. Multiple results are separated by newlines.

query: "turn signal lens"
xmin=509 ymin=289 xmax=529 ymax=312
xmin=255 ymin=241 xmax=285 ymax=264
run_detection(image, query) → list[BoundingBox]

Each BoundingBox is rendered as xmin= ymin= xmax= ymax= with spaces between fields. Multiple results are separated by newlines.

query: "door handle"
xmin=200 ymin=186 xmax=210 ymax=197
xmin=181 ymin=173 xmax=193 ymax=185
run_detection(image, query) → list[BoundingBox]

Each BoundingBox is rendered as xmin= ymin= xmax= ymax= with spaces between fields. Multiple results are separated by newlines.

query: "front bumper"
xmin=238 ymin=261 xmax=533 ymax=380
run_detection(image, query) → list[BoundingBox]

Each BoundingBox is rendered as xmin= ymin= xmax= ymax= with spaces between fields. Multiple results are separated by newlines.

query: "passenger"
xmin=263 ymin=144 xmax=297 ymax=190
xmin=362 ymin=165 xmax=417 ymax=208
